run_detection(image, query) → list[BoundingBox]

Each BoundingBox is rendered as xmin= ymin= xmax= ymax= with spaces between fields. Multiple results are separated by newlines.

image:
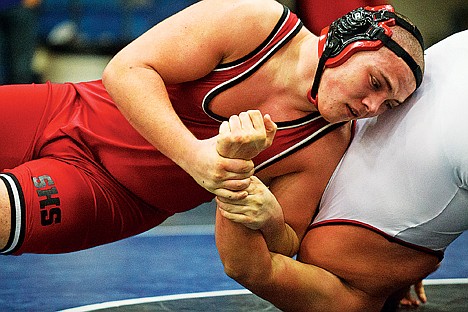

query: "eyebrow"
xmin=381 ymin=72 xmax=393 ymax=93
xmin=380 ymin=71 xmax=403 ymax=106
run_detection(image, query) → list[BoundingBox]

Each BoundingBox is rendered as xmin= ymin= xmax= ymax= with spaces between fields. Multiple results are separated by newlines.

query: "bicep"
xmin=250 ymin=253 xmax=374 ymax=312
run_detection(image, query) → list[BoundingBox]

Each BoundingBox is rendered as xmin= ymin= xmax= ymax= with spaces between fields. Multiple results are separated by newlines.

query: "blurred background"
xmin=0 ymin=2 xmax=467 ymax=310
xmin=1 ymin=0 xmax=467 ymax=85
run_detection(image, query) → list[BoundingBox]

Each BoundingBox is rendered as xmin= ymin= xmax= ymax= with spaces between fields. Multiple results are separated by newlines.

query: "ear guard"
xmin=308 ymin=5 xmax=424 ymax=106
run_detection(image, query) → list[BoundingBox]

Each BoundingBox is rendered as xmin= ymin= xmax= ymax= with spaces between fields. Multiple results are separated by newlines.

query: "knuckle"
xmin=212 ymin=171 xmax=223 ymax=181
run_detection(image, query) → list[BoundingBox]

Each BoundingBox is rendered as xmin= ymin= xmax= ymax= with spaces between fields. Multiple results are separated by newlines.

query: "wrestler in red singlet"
xmin=0 ymin=7 xmax=340 ymax=254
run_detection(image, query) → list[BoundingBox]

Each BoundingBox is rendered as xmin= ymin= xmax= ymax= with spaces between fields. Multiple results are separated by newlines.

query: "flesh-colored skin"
xmin=1 ymin=2 xmax=424 ymax=306
xmin=217 ymin=211 xmax=439 ymax=311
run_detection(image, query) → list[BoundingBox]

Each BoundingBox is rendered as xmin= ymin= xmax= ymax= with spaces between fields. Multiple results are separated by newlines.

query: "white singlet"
xmin=313 ymin=30 xmax=468 ymax=253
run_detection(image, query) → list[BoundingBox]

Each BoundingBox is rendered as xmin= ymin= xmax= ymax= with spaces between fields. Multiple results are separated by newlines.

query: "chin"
xmin=317 ymin=105 xmax=338 ymax=123
xmin=320 ymin=111 xmax=341 ymax=124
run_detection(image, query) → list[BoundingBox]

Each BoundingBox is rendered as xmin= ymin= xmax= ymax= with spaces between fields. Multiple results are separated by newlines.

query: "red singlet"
xmin=0 ymin=6 xmax=340 ymax=255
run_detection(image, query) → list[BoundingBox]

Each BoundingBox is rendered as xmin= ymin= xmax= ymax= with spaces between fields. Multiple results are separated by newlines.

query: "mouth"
xmin=346 ymin=104 xmax=359 ymax=118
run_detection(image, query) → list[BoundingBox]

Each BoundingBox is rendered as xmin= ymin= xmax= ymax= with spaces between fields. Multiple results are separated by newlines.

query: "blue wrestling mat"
xmin=61 ymin=283 xmax=468 ymax=312
xmin=0 ymin=204 xmax=467 ymax=311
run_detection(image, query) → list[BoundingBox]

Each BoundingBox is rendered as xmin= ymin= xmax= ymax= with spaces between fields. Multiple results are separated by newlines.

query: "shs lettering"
xmin=32 ymin=175 xmax=62 ymax=226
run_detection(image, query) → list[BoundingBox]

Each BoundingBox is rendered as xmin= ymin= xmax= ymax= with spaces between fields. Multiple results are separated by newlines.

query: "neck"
xmin=295 ymin=33 xmax=320 ymax=111
xmin=260 ymin=31 xmax=321 ymax=114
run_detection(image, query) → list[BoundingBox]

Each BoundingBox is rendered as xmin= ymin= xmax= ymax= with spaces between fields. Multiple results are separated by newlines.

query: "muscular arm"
xmin=215 ymin=212 xmax=378 ymax=312
xmin=215 ymin=110 xmax=300 ymax=255
xmin=102 ymin=0 xmax=283 ymax=196
xmin=216 ymin=114 xmax=351 ymax=255
xmin=217 ymin=176 xmax=300 ymax=256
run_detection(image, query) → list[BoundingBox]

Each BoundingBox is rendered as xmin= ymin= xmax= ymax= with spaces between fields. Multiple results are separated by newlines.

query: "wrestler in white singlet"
xmin=313 ymin=30 xmax=468 ymax=253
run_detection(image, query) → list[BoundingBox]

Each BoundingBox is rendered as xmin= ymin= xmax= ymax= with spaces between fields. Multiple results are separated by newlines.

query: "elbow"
xmin=223 ymin=263 xmax=244 ymax=281
xmin=223 ymin=265 xmax=254 ymax=288
xmin=101 ymin=59 xmax=116 ymax=90
xmin=222 ymin=260 xmax=267 ymax=289
xmin=102 ymin=53 xmax=128 ymax=92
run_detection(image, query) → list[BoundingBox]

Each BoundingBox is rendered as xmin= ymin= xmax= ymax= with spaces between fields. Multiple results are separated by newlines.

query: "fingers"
xmin=263 ymin=113 xmax=277 ymax=144
xmin=216 ymin=191 xmax=247 ymax=205
xmin=221 ymin=177 xmax=251 ymax=192
xmin=399 ymin=282 xmax=426 ymax=308
xmin=223 ymin=110 xmax=274 ymax=134
xmin=399 ymin=295 xmax=419 ymax=307
xmin=228 ymin=113 xmax=243 ymax=132
xmin=219 ymin=120 xmax=230 ymax=135
xmin=214 ymin=188 xmax=249 ymax=200
xmin=263 ymin=113 xmax=277 ymax=134
xmin=216 ymin=110 xmax=276 ymax=163
xmin=246 ymin=110 xmax=265 ymax=130
xmin=217 ymin=204 xmax=254 ymax=226
xmin=216 ymin=177 xmax=263 ymax=205
xmin=211 ymin=160 xmax=254 ymax=194
xmin=211 ymin=169 xmax=252 ymax=193
xmin=414 ymin=281 xmax=427 ymax=303
xmin=226 ymin=111 xmax=261 ymax=137
xmin=221 ymin=158 xmax=254 ymax=174
xmin=218 ymin=176 xmax=263 ymax=199
xmin=216 ymin=197 xmax=262 ymax=230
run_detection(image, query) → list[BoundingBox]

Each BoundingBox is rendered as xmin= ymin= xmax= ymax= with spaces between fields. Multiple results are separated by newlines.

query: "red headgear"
xmin=308 ymin=5 xmax=424 ymax=107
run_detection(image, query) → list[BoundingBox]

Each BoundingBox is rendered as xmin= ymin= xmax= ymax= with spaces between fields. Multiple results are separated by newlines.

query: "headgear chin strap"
xmin=308 ymin=5 xmax=424 ymax=106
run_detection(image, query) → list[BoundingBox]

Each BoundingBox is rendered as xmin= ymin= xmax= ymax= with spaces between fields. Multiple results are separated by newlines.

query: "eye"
xmin=371 ymin=76 xmax=381 ymax=90
xmin=385 ymin=100 xmax=400 ymax=110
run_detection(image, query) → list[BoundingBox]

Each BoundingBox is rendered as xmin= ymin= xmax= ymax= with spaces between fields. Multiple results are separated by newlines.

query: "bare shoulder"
xmin=181 ymin=0 xmax=284 ymax=31
xmin=108 ymin=0 xmax=287 ymax=84
xmin=197 ymin=0 xmax=287 ymax=63
xmin=202 ymin=0 xmax=285 ymax=19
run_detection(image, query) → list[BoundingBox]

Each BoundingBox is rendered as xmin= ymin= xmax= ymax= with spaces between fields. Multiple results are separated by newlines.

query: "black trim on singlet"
xmin=203 ymin=7 xmax=304 ymax=125
xmin=255 ymin=121 xmax=346 ymax=172
xmin=216 ymin=5 xmax=290 ymax=69
xmin=275 ymin=111 xmax=320 ymax=129
xmin=0 ymin=173 xmax=26 ymax=255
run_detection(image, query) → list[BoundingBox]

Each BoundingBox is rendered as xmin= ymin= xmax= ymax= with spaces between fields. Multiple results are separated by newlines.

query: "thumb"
xmin=263 ymin=114 xmax=277 ymax=133
xmin=263 ymin=114 xmax=277 ymax=145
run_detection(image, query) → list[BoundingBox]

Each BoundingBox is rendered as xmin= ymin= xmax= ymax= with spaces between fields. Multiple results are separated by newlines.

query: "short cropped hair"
xmin=391 ymin=12 xmax=425 ymax=76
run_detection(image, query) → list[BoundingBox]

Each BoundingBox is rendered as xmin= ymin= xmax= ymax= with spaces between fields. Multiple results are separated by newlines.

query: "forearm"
xmin=215 ymin=209 xmax=273 ymax=285
xmin=216 ymin=176 xmax=300 ymax=257
xmin=261 ymin=220 xmax=300 ymax=257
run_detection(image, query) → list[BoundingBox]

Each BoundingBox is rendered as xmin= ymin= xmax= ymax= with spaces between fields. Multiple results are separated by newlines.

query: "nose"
xmin=361 ymin=94 xmax=386 ymax=116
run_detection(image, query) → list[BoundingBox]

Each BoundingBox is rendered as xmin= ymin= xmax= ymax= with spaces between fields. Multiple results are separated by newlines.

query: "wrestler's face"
xmin=316 ymin=47 xmax=416 ymax=124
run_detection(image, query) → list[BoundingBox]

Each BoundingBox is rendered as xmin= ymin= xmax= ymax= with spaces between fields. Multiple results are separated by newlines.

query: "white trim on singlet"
xmin=254 ymin=121 xmax=336 ymax=171
xmin=0 ymin=173 xmax=23 ymax=254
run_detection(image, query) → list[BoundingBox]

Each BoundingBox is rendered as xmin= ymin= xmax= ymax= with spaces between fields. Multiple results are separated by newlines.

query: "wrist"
xmin=162 ymin=133 xmax=202 ymax=170
xmin=261 ymin=219 xmax=299 ymax=257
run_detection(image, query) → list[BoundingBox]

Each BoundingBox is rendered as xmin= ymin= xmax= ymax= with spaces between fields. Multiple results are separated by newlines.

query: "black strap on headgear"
xmin=309 ymin=6 xmax=424 ymax=103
